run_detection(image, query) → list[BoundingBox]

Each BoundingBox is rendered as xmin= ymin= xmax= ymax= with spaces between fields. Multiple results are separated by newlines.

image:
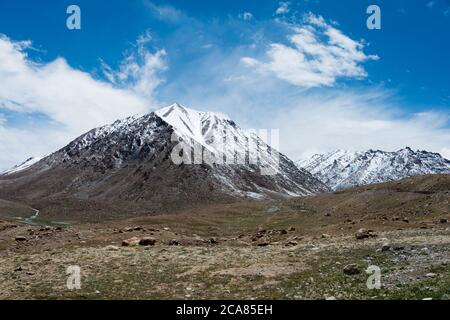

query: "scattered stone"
xmin=285 ymin=241 xmax=297 ymax=247
xmin=106 ymin=245 xmax=120 ymax=251
xmin=355 ymin=228 xmax=377 ymax=240
xmin=403 ymin=218 xmax=409 ymax=223
xmin=321 ymin=233 xmax=331 ymax=239
xmin=288 ymin=227 xmax=296 ymax=232
xmin=169 ymin=239 xmax=180 ymax=246
xmin=266 ymin=206 xmax=279 ymax=213
xmin=425 ymin=273 xmax=437 ymax=278
xmin=14 ymin=266 xmax=23 ymax=272
xmin=343 ymin=264 xmax=360 ymax=275
xmin=392 ymin=245 xmax=405 ymax=251
xmin=381 ymin=243 xmax=391 ymax=252
xmin=207 ymin=238 xmax=219 ymax=244
xmin=139 ymin=237 xmax=156 ymax=246
xmin=422 ymin=298 xmax=433 ymax=300
xmin=325 ymin=296 xmax=336 ymax=300
xmin=14 ymin=236 xmax=27 ymax=242
xmin=163 ymin=227 xmax=170 ymax=231
xmin=257 ymin=242 xmax=270 ymax=247
xmin=324 ymin=212 xmax=331 ymax=217
xmin=440 ymin=218 xmax=448 ymax=224
xmin=279 ymin=229 xmax=288 ymax=235
xmin=122 ymin=236 xmax=140 ymax=246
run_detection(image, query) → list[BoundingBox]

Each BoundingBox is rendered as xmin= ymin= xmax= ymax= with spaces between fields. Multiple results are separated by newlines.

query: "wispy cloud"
xmin=275 ymin=2 xmax=290 ymax=15
xmin=101 ymin=31 xmax=167 ymax=100
xmin=144 ymin=1 xmax=189 ymax=23
xmin=444 ymin=7 xmax=450 ymax=16
xmin=239 ymin=12 xmax=254 ymax=21
xmin=271 ymin=90 xmax=450 ymax=160
xmin=426 ymin=1 xmax=436 ymax=9
xmin=241 ymin=13 xmax=378 ymax=88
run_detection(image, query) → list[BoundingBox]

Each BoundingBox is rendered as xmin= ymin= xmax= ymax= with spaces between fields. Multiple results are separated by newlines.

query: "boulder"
xmin=285 ymin=241 xmax=297 ymax=247
xmin=343 ymin=264 xmax=360 ymax=275
xmin=381 ymin=243 xmax=391 ymax=252
xmin=207 ymin=238 xmax=219 ymax=244
xmin=139 ymin=237 xmax=156 ymax=246
xmin=122 ymin=236 xmax=140 ymax=246
xmin=257 ymin=242 xmax=270 ymax=247
xmin=355 ymin=228 xmax=377 ymax=240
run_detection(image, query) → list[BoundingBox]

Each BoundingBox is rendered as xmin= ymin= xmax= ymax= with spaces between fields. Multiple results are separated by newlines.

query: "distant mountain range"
xmin=0 ymin=103 xmax=327 ymax=217
xmin=2 ymin=103 xmax=449 ymax=219
xmin=297 ymin=148 xmax=450 ymax=191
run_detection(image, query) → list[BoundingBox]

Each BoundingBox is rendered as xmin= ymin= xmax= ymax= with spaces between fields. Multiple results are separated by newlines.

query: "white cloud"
xmin=0 ymin=33 xmax=166 ymax=170
xmin=144 ymin=1 xmax=188 ymax=23
xmin=426 ymin=1 xmax=435 ymax=9
xmin=101 ymin=31 xmax=167 ymax=100
xmin=275 ymin=2 xmax=290 ymax=15
xmin=241 ymin=13 xmax=378 ymax=88
xmin=270 ymin=90 xmax=450 ymax=161
xmin=240 ymin=12 xmax=254 ymax=21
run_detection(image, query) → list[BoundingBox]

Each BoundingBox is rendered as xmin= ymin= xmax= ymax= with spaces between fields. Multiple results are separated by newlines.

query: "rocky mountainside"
xmin=0 ymin=103 xmax=327 ymax=219
xmin=298 ymin=148 xmax=450 ymax=191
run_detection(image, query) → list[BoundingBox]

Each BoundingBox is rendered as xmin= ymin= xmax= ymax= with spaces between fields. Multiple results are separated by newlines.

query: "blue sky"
xmin=0 ymin=0 xmax=449 ymax=169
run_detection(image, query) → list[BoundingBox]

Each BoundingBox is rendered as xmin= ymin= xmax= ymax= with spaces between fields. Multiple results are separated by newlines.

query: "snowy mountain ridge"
xmin=298 ymin=147 xmax=450 ymax=190
xmin=0 ymin=157 xmax=42 ymax=176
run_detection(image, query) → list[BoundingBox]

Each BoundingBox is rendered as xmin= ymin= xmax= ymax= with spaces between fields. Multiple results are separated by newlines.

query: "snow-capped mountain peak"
xmin=298 ymin=147 xmax=450 ymax=190
xmin=0 ymin=157 xmax=42 ymax=176
xmin=156 ymin=103 xmax=232 ymax=147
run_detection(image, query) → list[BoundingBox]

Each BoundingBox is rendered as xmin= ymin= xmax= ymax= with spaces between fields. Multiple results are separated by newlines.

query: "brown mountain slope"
xmin=282 ymin=173 xmax=449 ymax=234
xmin=0 ymin=111 xmax=327 ymax=220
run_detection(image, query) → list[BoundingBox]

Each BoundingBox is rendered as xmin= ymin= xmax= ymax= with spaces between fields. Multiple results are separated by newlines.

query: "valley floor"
xmin=0 ymin=174 xmax=449 ymax=299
